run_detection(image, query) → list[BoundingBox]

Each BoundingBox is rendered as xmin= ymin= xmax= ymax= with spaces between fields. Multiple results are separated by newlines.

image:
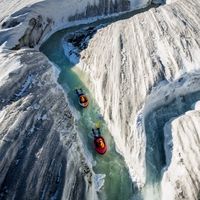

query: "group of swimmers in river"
xmin=75 ymin=89 xmax=107 ymax=154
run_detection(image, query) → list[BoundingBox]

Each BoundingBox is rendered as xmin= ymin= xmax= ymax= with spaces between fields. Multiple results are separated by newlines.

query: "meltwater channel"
xmin=40 ymin=24 xmax=134 ymax=200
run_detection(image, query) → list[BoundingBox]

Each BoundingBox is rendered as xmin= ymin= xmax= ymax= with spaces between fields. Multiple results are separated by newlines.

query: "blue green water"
xmin=40 ymin=25 xmax=134 ymax=200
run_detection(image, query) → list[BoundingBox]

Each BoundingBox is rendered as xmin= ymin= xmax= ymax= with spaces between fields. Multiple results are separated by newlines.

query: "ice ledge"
xmin=162 ymin=107 xmax=200 ymax=200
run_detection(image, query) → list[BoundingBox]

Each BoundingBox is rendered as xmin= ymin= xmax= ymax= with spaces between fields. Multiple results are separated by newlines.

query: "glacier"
xmin=0 ymin=0 xmax=200 ymax=199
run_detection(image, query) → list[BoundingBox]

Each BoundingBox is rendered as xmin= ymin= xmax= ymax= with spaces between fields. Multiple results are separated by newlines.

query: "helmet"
xmin=97 ymin=138 xmax=105 ymax=148
xmin=80 ymin=96 xmax=85 ymax=103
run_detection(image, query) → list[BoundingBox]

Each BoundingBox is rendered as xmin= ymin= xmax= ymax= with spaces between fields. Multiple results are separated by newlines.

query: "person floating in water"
xmin=75 ymin=88 xmax=89 ymax=108
xmin=80 ymin=95 xmax=87 ymax=103
xmin=92 ymin=127 xmax=107 ymax=155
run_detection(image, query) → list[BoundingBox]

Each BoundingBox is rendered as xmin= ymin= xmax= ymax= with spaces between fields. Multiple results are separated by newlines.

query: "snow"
xmin=0 ymin=51 xmax=22 ymax=86
xmin=193 ymin=101 xmax=200 ymax=111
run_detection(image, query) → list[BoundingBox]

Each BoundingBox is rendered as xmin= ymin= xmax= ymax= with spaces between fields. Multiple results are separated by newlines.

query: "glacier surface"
xmin=1 ymin=0 xmax=200 ymax=199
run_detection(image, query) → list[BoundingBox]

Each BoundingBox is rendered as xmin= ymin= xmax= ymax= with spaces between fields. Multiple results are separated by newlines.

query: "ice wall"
xmin=0 ymin=49 xmax=97 ymax=200
xmin=162 ymin=104 xmax=200 ymax=200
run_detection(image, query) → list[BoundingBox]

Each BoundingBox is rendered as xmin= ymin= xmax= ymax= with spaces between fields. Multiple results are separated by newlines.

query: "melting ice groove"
xmin=40 ymin=27 xmax=134 ymax=200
